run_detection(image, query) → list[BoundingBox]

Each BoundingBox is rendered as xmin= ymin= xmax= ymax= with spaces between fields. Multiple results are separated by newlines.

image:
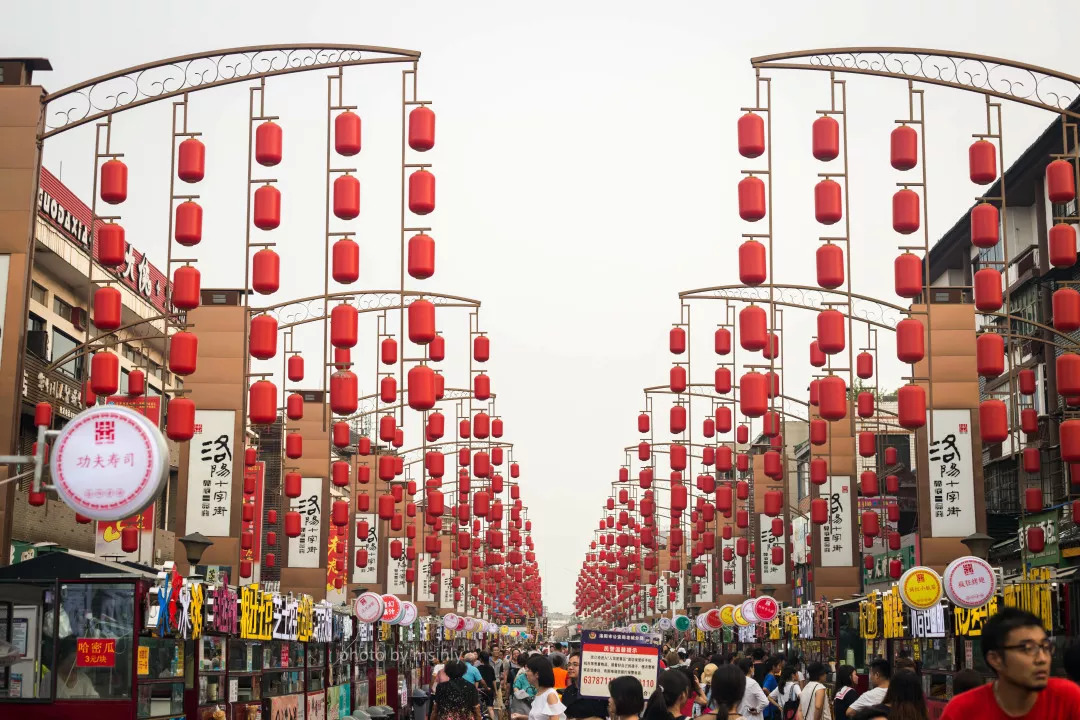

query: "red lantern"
xmin=285 ymin=433 xmax=303 ymax=459
xmin=331 ymin=303 xmax=358 ymax=349
xmin=168 ymin=332 xmax=198 ymax=376
xmin=1054 ymin=288 xmax=1080 ymax=331
xmin=474 ymin=373 xmax=491 ymax=401
xmin=331 ymin=421 xmax=348 ymax=447
xmin=860 ymin=471 xmax=878 ymax=496
xmin=332 ymin=237 xmax=360 ymax=284
xmin=1018 ymin=368 xmax=1036 ymax=395
xmin=979 ymin=399 xmax=1008 ymax=443
xmin=335 ymin=111 xmax=361 ymax=155
xmin=249 ymin=380 xmax=277 ymax=424
xmin=858 ymin=432 xmax=876 ymax=458
xmin=817 ymin=309 xmax=845 ymax=354
xmin=715 ymin=327 xmax=731 ymax=355
xmin=892 ymin=189 xmax=920 ymax=234
xmin=670 ymin=365 xmax=687 ymax=393
xmin=249 ymin=314 xmax=278 ymax=359
xmin=818 ymin=375 xmax=847 ymax=421
xmin=93 ymin=287 xmax=122 ymax=330
xmin=856 ymin=351 xmax=874 ymax=380
xmin=969 ymin=140 xmax=996 ymax=184
xmin=329 ymin=370 xmax=357 ymax=415
xmin=811 ymin=498 xmax=827 ymax=524
xmin=970 ymin=203 xmax=999 ymax=248
xmin=90 ymin=352 xmax=119 ymax=396
xmin=253 ymin=184 xmax=281 ymax=230
xmin=175 ymin=200 xmax=203 ymax=246
xmin=809 ymin=340 xmax=826 ymax=368
xmin=408 ymin=299 xmax=436 ymax=343
xmin=255 ymin=121 xmax=282 ymax=166
xmin=1049 ymin=223 xmax=1077 ymax=267
xmin=739 ymin=240 xmax=767 ymax=285
xmin=285 ymin=511 xmax=302 ymax=538
xmin=1047 ymin=159 xmax=1075 ymax=203
xmin=668 ymin=326 xmax=686 ymax=354
xmin=740 ymin=372 xmax=768 ymax=418
xmin=251 ymin=248 xmax=280 ymax=294
xmin=810 ymin=419 xmax=826 ymax=446
xmin=714 ymin=366 xmax=732 ymax=394
xmin=430 ymin=335 xmax=445 ymax=362
xmin=861 ymin=511 xmax=880 ymax=537
xmin=1063 ymin=420 xmax=1080 ymax=461
xmin=816 ymin=243 xmax=844 ymax=289
xmin=976 ymin=333 xmax=1004 ymax=377
xmin=473 ymin=335 xmax=490 ymax=362
xmin=1027 ymin=526 xmax=1046 ymax=553
xmin=100 ymin=159 xmax=128 ymax=204
xmin=763 ymin=490 xmax=782 ymax=516
xmin=409 ymin=170 xmax=435 ymax=215
xmin=408 ymin=365 xmax=436 ymax=410
xmin=894 ymin=252 xmax=922 ymax=298
xmin=891 ymin=125 xmax=918 ymax=170
xmin=1023 ymin=451 xmax=1041 ymax=477
xmin=738 ymin=176 xmax=766 ymax=221
xmin=670 ymin=405 xmax=686 ymax=434
xmin=120 ymin=525 xmax=138 ymax=553
xmin=172 ymin=266 xmax=201 ymax=310
xmin=177 ymin=137 xmax=205 ymax=183
xmin=408 ymin=233 xmax=435 ymax=280
xmin=896 ymin=318 xmax=925 ymax=363
xmin=974 ymin=268 xmax=1003 ymax=312
xmin=897 ymin=384 xmax=926 ymax=429
xmin=98 ymin=223 xmax=126 ymax=266
xmin=738 ymin=113 xmax=765 ymax=158
xmin=409 ymin=106 xmax=435 ymax=151
xmin=1059 ymin=353 xmax=1080 ymax=396
xmin=812 ymin=115 xmax=840 ymax=161
xmin=1021 ymin=408 xmax=1038 ymax=435
xmin=165 ymin=397 xmax=195 ymax=441
xmin=739 ymin=305 xmax=767 ymax=351
xmin=814 ymin=179 xmax=843 ymax=225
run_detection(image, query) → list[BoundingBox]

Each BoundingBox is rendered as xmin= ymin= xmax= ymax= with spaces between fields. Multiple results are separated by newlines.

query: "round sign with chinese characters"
xmin=899 ymin=566 xmax=944 ymax=610
xmin=943 ymin=556 xmax=997 ymax=609
xmin=381 ymin=594 xmax=403 ymax=624
xmin=740 ymin=599 xmax=759 ymax=624
xmin=754 ymin=596 xmax=779 ymax=623
xmin=354 ymin=592 xmax=384 ymax=624
xmin=704 ymin=608 xmax=723 ymax=630
xmin=50 ymin=406 xmax=168 ymax=521
xmin=443 ymin=613 xmax=459 ymax=629
xmin=398 ymin=601 xmax=418 ymax=626
xmin=673 ymin=614 xmax=692 ymax=632
xmin=733 ymin=606 xmax=749 ymax=626
xmin=719 ymin=604 xmax=736 ymax=626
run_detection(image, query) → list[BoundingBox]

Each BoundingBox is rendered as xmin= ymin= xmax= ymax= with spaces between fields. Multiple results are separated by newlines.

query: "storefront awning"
xmin=0 ymin=548 xmax=159 ymax=582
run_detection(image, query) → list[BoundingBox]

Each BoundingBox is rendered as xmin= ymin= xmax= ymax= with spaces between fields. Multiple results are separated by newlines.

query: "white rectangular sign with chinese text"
xmin=351 ymin=513 xmax=378 ymax=584
xmin=440 ymin=569 xmax=455 ymax=609
xmin=288 ymin=477 xmax=323 ymax=568
xmin=720 ymin=535 xmax=744 ymax=595
xmin=820 ymin=476 xmax=853 ymax=567
xmin=759 ymin=514 xmax=787 ymax=584
xmin=927 ymin=409 xmax=976 ymax=538
xmin=185 ymin=410 xmax=236 ymax=536
xmin=417 ymin=556 xmax=436 ymax=603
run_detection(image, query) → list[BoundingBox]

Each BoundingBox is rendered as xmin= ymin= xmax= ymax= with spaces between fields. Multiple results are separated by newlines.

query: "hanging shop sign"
xmin=798 ymin=603 xmax=814 ymax=638
xmin=733 ymin=606 xmax=748 ymax=626
xmin=672 ymin=614 xmax=691 ymax=632
xmin=417 ymin=556 xmax=436 ymax=603
xmin=739 ymin=599 xmax=759 ymax=625
xmin=859 ymin=593 xmax=879 ymax=639
xmin=388 ymin=548 xmax=409 ymax=596
xmin=792 ymin=515 xmax=809 ymax=564
xmin=352 ymin=513 xmax=379 ymax=584
xmin=354 ymin=591 xmax=384 ymax=624
xmin=927 ymin=409 xmax=977 ymax=537
xmin=381 ymin=594 xmax=404 ymax=624
xmin=1019 ymin=509 xmax=1060 ymax=568
xmin=50 ymin=405 xmax=168 ymax=521
xmin=147 ymin=568 xmax=205 ymax=640
xmin=315 ymin=601 xmax=333 ymax=643
xmin=899 ymin=566 xmax=943 ymax=610
xmin=759 ymin=514 xmax=786 ymax=584
xmin=21 ymin=355 xmax=82 ymax=421
xmin=1003 ymin=567 xmax=1053 ymax=630
xmin=696 ymin=554 xmax=714 ymax=604
xmin=439 ymin=569 xmax=456 ymax=610
xmin=813 ymin=602 xmax=830 ymax=638
xmin=753 ymin=596 xmax=779 ymax=623
xmin=820 ymin=476 xmax=853 ymax=567
xmin=579 ymin=629 xmax=662 ymax=699
xmin=288 ymin=477 xmax=323 ymax=567
xmin=240 ymin=584 xmax=274 ymax=640
xmin=952 ymin=597 xmax=998 ymax=637
xmin=399 ymin=601 xmax=418 ymax=626
xmin=207 ymin=577 xmax=238 ymax=634
xmin=943 ymin=556 xmax=997 ymax=609
xmin=243 ymin=462 xmax=265 ymax=587
xmin=910 ymin=603 xmax=946 ymax=638
xmin=184 ymin=409 xmax=236 ymax=536
xmin=882 ymin=587 xmax=905 ymax=639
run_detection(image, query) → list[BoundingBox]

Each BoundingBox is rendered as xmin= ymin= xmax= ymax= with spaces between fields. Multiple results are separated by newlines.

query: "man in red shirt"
xmin=941 ymin=607 xmax=1080 ymax=719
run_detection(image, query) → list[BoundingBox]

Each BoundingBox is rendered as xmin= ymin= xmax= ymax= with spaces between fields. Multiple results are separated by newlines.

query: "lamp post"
xmin=178 ymin=532 xmax=213 ymax=575
xmin=961 ymin=532 xmax=995 ymax=560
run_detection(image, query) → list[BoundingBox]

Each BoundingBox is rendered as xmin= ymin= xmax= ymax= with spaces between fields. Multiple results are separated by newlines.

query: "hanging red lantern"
xmin=90 ymin=352 xmax=119 ymax=396
xmin=969 ymin=140 xmax=996 ymax=184
xmin=474 ymin=373 xmax=491 ymax=400
xmin=172 ymin=266 xmax=201 ymax=310
xmin=473 ymin=335 xmax=490 ymax=363
xmin=810 ymin=419 xmax=826 ymax=446
xmin=249 ymin=314 xmax=278 ymax=359
xmin=408 ymin=365 xmax=436 ymax=410
xmin=886 ymin=474 xmax=899 ymax=493
xmin=891 ymin=125 xmax=918 ymax=170
xmin=856 ymin=351 xmax=874 ymax=380
xmin=816 ymin=243 xmax=844 ymax=289
xmin=817 ymin=309 xmax=845 ymax=354
xmin=1054 ymin=287 xmax=1080 ymax=331
xmin=251 ymin=248 xmax=280 ymax=294
xmin=1063 ymin=420 xmax=1080 ymax=461
xmin=763 ymin=490 xmax=782 ymax=516
xmin=812 ymin=115 xmax=840 ymax=161
xmin=120 ymin=524 xmax=139 ymax=553
xmin=335 ymin=111 xmax=361 ymax=155
xmin=669 ymin=326 xmax=686 ymax=354
xmin=861 ymin=511 xmax=880 ymax=537
xmin=1047 ymin=159 xmax=1076 ymax=203
xmin=892 ymin=189 xmax=920 ymax=234
xmin=860 ymin=471 xmax=878 ymax=496
xmin=811 ymin=499 xmax=827 ymax=524
xmin=809 ymin=340 xmax=826 ymax=368
xmin=175 ymin=200 xmax=203 ymax=246
xmin=409 ymin=170 xmax=435 ymax=215
xmin=409 ymin=106 xmax=435 ymax=150
xmin=1027 ymin=525 xmax=1046 ymax=553
xmin=1021 ymin=408 xmax=1038 ymax=435
xmin=165 ymin=397 xmax=195 ymax=441
xmin=897 ymin=384 xmax=926 ymax=429
xmin=979 ymin=399 xmax=1008 ymax=443
xmin=715 ymin=327 xmax=731 ymax=355
xmin=669 ymin=405 xmax=686 ymax=434
xmin=168 ymin=332 xmax=198 ymax=376
xmin=896 ymin=318 xmax=925 ymax=363
xmin=327 ymin=241 xmax=360 ymax=290
xmin=814 ymin=179 xmax=843 ymax=225
xmin=329 ymin=370 xmax=357 ymax=415
xmin=976 ymin=333 xmax=1004 ymax=377
xmin=714 ymin=366 xmax=732 ymax=394
xmin=670 ymin=365 xmax=687 ymax=393
xmin=408 ymin=299 xmax=436 ymax=343
xmin=973 ymin=268 xmax=1003 ymax=312
xmin=127 ymin=369 xmax=145 ymax=397
xmin=894 ymin=252 xmax=922 ymax=298
xmin=98 ymin=223 xmax=126 ymax=266
xmin=100 ymin=159 xmax=128 ymax=204
xmin=331 ymin=303 xmax=358 ymax=349
xmin=331 ymin=421 xmax=348 ymax=448
xmin=1049 ymin=223 xmax=1077 ymax=267
xmin=970 ymin=203 xmax=999 ymax=248
xmin=429 ymin=335 xmax=445 ymax=363
xmin=818 ymin=375 xmax=847 ymax=421
xmin=1023 ymin=451 xmax=1042 ymax=477
xmin=1018 ymin=368 xmax=1036 ymax=395
xmin=738 ymin=176 xmax=766 ymax=221
xmin=408 ymin=233 xmax=435 ymax=280
xmin=1059 ymin=353 xmax=1080 ymax=396
xmin=253 ymin=184 xmax=281 ymax=230
xmin=248 ymin=380 xmax=277 ymax=424
xmin=739 ymin=305 xmax=767 ymax=351
xmin=738 ymin=112 xmax=765 ymax=157
xmin=858 ymin=432 xmax=876 ymax=458
xmin=285 ymin=511 xmax=302 ymax=538
xmin=285 ymin=433 xmax=303 ymax=459
xmin=740 ymin=372 xmax=768 ymax=417
xmin=716 ymin=406 xmax=732 ymax=434
xmin=93 ymin=286 xmax=122 ymax=331
xmin=177 ymin=137 xmax=205 ymax=183
xmin=255 ymin=121 xmax=282 ymax=166
xmin=856 ymin=392 xmax=874 ymax=421
xmin=738 ymin=240 xmax=767 ymax=285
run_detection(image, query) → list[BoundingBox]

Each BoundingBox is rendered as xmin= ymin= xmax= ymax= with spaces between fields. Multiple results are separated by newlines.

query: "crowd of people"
xmin=428 ymin=608 xmax=1080 ymax=720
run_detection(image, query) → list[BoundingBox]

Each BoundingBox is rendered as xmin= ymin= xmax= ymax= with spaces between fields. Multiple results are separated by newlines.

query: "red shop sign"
xmin=76 ymin=638 xmax=117 ymax=668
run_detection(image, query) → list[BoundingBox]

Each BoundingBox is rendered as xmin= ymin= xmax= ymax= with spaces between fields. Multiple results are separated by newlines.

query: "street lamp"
xmin=178 ymin=532 xmax=213 ymax=568
xmin=961 ymin=532 xmax=995 ymax=560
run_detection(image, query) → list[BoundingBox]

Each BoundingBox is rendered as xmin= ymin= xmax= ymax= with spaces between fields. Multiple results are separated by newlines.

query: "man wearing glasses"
xmin=940 ymin=607 xmax=1080 ymax=719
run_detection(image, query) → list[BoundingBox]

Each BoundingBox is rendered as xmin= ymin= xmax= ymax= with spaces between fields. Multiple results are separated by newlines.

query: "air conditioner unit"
xmin=71 ymin=307 xmax=86 ymax=331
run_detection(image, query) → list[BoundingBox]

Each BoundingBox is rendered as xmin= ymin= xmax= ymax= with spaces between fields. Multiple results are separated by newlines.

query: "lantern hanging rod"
xmin=174 ymin=194 xmax=199 ymax=201
xmin=98 ymin=215 xmax=122 ymax=221
xmin=249 ymin=242 xmax=276 ymax=248
xmin=739 ymin=169 xmax=770 ymax=176
xmin=330 ymin=167 xmax=358 ymax=174
xmin=330 ymin=104 xmax=358 ymax=112
xmin=404 ymin=227 xmax=432 ymax=233
xmin=896 ymin=181 xmax=925 ymax=188
xmin=251 ymin=177 xmax=279 ymax=184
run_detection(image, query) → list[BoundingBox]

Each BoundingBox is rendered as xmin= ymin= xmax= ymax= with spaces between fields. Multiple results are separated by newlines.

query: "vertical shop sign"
xmin=721 ymin=535 xmax=744 ymax=595
xmin=241 ymin=462 xmax=264 ymax=585
xmin=440 ymin=569 xmax=456 ymax=609
xmin=927 ymin=409 xmax=976 ymax=537
xmin=910 ymin=603 xmax=946 ymax=638
xmin=418 ymin=556 xmax=436 ymax=602
xmin=288 ymin=478 xmax=323 ymax=568
xmin=759 ymin=514 xmax=786 ymax=584
xmin=695 ymin=555 xmax=713 ymax=604
xmin=185 ymin=410 xmax=236 ymax=536
xmin=351 ymin=513 xmax=378 ymax=584
xmin=820 ymin=477 xmax=852 ymax=567
xmin=388 ymin=549 xmax=409 ymax=596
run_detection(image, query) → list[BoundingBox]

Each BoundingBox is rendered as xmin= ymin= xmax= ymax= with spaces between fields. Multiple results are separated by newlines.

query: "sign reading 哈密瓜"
xmin=580 ymin=630 xmax=661 ymax=699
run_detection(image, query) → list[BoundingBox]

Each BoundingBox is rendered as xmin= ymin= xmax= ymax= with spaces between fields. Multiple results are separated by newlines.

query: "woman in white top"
xmin=511 ymin=655 xmax=565 ymax=720
xmin=767 ymin=665 xmax=800 ymax=715
xmin=797 ymin=663 xmax=832 ymax=720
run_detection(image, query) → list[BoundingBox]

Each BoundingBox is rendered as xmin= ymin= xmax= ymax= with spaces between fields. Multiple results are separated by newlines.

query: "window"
xmin=0 ymin=581 xmax=56 ymax=700
xmin=51 ymin=328 xmax=84 ymax=379
xmin=122 ymin=344 xmax=139 ymax=363
xmin=30 ymin=282 xmax=47 ymax=306
xmin=28 ymin=313 xmax=45 ymax=333
xmin=119 ymin=368 xmax=130 ymax=395
xmin=57 ymin=583 xmax=135 ymax=699
xmin=53 ymin=296 xmax=75 ymax=322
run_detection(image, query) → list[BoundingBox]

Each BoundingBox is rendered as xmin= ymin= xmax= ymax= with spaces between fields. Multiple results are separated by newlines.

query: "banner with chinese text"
xmin=820 ymin=476 xmax=852 ymax=567
xmin=927 ymin=409 xmax=976 ymax=537
xmin=184 ymin=409 xmax=236 ymax=536
xmin=288 ymin=477 xmax=323 ymax=568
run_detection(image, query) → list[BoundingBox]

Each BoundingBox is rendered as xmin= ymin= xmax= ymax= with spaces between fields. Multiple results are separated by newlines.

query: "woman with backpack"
xmin=797 ymin=663 xmax=831 ymax=720
xmin=767 ymin=665 xmax=800 ymax=720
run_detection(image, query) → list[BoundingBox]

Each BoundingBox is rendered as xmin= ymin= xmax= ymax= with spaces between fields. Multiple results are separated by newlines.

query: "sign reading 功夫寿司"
xmin=579 ymin=629 xmax=661 ymax=699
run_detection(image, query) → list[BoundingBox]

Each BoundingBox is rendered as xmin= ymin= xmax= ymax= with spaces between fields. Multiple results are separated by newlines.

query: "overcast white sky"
xmin=3 ymin=0 xmax=1074 ymax=612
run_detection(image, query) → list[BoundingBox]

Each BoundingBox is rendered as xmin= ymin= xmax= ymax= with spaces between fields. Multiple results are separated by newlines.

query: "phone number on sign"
xmin=581 ymin=675 xmax=656 ymax=689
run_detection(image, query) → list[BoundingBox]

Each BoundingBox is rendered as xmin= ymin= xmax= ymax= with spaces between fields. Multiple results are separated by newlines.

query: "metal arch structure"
xmin=257 ymin=289 xmax=482 ymax=330
xmin=752 ymin=47 xmax=1080 ymax=117
xmin=41 ymin=44 xmax=421 ymax=138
